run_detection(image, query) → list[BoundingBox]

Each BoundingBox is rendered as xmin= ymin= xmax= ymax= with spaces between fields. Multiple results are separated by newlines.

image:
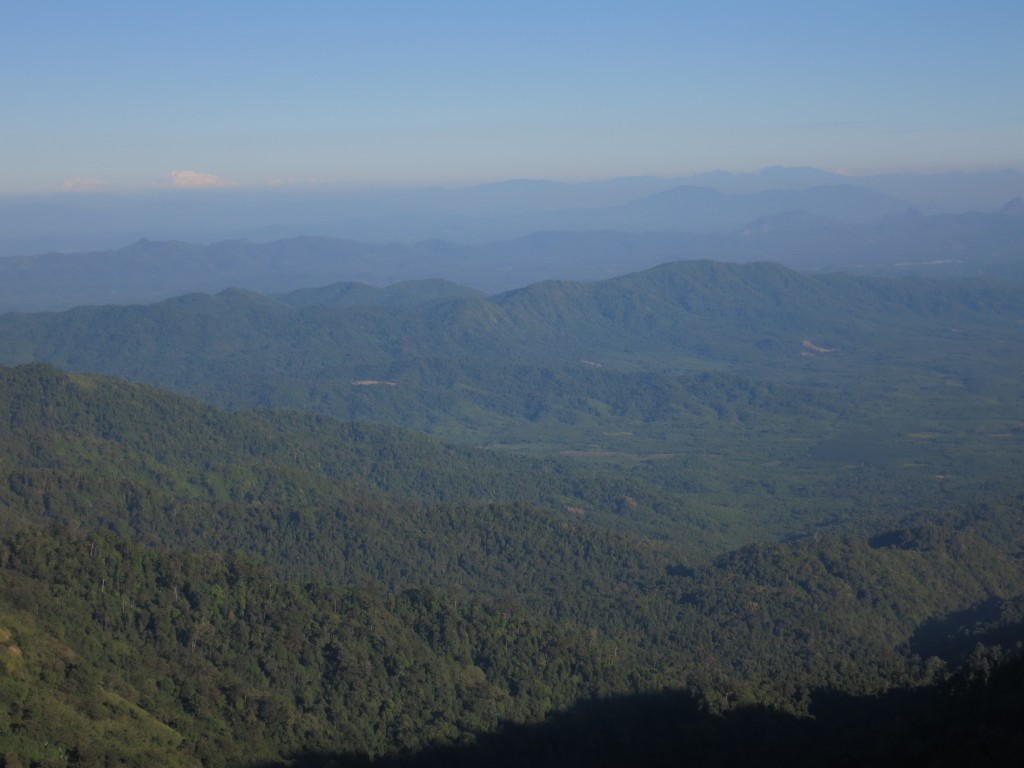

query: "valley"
xmin=1 ymin=253 xmax=1023 ymax=764
xmin=7 ymin=2 xmax=1024 ymax=763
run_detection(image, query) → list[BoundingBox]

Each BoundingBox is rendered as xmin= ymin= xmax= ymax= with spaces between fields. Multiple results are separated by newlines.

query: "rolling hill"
xmin=1 ymin=253 xmax=1023 ymax=764
xmin=1 ymin=261 xmax=1022 ymax=554
xmin=2 ymin=363 xmax=1024 ymax=764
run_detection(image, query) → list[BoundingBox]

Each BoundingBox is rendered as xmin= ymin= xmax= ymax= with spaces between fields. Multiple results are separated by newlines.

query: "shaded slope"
xmin=4 ymin=509 xmax=1024 ymax=766
xmin=269 ymin=652 xmax=1024 ymax=768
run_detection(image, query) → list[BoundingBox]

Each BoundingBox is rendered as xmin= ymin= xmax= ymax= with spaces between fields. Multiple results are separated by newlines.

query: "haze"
xmin=4 ymin=1 xmax=1023 ymax=197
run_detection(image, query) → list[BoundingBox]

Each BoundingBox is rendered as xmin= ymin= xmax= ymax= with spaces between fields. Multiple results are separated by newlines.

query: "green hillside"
xmin=1 ymin=262 xmax=1021 ymax=553
xmin=1 ymin=260 xmax=1023 ymax=764
xmin=0 ymin=362 xmax=1022 ymax=764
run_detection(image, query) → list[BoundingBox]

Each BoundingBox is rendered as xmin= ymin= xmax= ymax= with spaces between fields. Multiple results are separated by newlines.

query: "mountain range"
xmin=2 ymin=203 xmax=1023 ymax=312
xmin=2 ymin=166 xmax=1022 ymax=259
xmin=2 ymin=168 xmax=1024 ymax=764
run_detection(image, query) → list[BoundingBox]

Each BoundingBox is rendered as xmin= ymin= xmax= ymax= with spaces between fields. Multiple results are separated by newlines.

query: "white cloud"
xmin=61 ymin=177 xmax=109 ymax=192
xmin=170 ymin=170 xmax=238 ymax=189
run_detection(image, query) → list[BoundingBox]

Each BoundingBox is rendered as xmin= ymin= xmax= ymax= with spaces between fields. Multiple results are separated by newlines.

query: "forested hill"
xmin=2 ymin=260 xmax=1022 ymax=556
xmin=1 ymin=260 xmax=1022 ymax=764
xmin=0 ymin=363 xmax=674 ymax=577
xmin=2 ymin=364 xmax=1024 ymax=765
xmin=0 ymin=260 xmax=1020 ymax=428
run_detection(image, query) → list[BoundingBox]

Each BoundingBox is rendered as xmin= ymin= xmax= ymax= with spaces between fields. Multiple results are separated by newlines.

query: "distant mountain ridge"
xmin=515 ymin=183 xmax=909 ymax=233
xmin=2 ymin=166 xmax=1021 ymax=258
xmin=2 ymin=203 xmax=1023 ymax=312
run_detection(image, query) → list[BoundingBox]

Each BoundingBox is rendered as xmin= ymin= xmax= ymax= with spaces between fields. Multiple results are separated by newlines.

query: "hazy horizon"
xmin=4 ymin=1 xmax=1023 ymax=196
xmin=4 ymin=164 xmax=1024 ymax=200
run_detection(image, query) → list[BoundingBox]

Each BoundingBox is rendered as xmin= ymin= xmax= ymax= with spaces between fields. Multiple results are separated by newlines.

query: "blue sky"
xmin=3 ymin=0 xmax=1023 ymax=195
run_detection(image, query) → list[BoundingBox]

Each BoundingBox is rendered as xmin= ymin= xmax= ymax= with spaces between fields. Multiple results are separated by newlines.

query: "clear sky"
xmin=3 ymin=0 xmax=1023 ymax=195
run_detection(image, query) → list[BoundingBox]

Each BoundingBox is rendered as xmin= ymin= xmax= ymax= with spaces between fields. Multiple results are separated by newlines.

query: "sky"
xmin=3 ymin=0 xmax=1023 ymax=196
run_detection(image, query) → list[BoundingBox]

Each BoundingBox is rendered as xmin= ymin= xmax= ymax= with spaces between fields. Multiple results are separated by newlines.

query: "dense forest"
xmin=1 ymin=259 xmax=1023 ymax=765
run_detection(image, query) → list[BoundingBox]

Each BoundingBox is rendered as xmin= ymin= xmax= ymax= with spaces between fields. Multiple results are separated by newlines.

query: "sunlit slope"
xmin=0 ymin=363 xmax=706 ymax=575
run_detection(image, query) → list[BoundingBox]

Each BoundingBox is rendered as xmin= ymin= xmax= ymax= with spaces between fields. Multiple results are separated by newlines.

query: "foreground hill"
xmin=2 ymin=365 xmax=1023 ymax=765
xmin=5 ymin=519 xmax=1023 ymax=767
